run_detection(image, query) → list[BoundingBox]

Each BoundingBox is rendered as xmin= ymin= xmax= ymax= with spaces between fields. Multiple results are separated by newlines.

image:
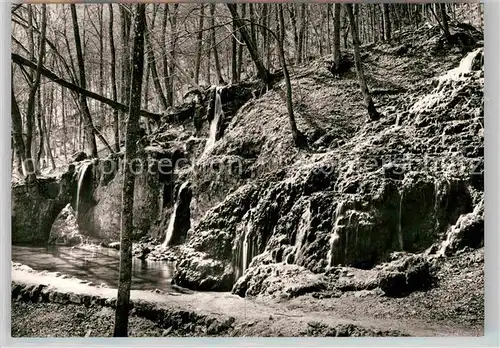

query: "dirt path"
xmin=11 ymin=264 xmax=482 ymax=337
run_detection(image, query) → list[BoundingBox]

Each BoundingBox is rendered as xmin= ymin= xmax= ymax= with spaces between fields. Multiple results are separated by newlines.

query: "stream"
xmin=12 ymin=245 xmax=176 ymax=291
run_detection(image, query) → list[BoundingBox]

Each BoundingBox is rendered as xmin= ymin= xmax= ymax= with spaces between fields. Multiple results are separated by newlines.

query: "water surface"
xmin=12 ymin=245 xmax=175 ymax=291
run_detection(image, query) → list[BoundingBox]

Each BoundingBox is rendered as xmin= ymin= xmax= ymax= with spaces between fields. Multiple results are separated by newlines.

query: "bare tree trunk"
xmin=109 ymin=4 xmax=120 ymax=152
xmin=161 ymin=5 xmax=171 ymax=103
xmin=249 ymin=4 xmax=256 ymax=44
xmin=439 ymin=3 xmax=451 ymax=41
xmin=237 ymin=4 xmax=246 ymax=81
xmin=36 ymin=88 xmax=45 ymax=170
xmin=120 ymin=5 xmax=132 ymax=136
xmin=289 ymin=5 xmax=299 ymax=62
xmin=113 ymin=3 xmax=146 ymax=338
xmin=25 ymin=4 xmax=47 ymax=182
xmin=333 ymin=4 xmax=341 ymax=67
xmin=194 ymin=4 xmax=204 ymax=85
xmin=278 ymin=4 xmax=305 ymax=148
xmin=345 ymin=4 xmax=380 ymax=122
xmin=11 ymin=86 xmax=27 ymax=176
xmin=210 ymin=4 xmax=224 ymax=84
xmin=61 ymin=86 xmax=68 ymax=160
xmin=297 ymin=4 xmax=306 ymax=64
xmin=71 ymin=4 xmax=98 ymax=158
xmin=98 ymin=6 xmax=104 ymax=123
xmin=227 ymin=4 xmax=271 ymax=86
xmin=43 ymin=87 xmax=56 ymax=169
xmin=146 ymin=9 xmax=168 ymax=110
xmin=167 ymin=4 xmax=178 ymax=106
xmin=231 ymin=10 xmax=238 ymax=83
xmin=261 ymin=4 xmax=269 ymax=69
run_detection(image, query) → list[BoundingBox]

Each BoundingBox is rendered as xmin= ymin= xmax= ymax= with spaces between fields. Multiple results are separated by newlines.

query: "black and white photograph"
xmin=10 ymin=2 xmax=485 ymax=338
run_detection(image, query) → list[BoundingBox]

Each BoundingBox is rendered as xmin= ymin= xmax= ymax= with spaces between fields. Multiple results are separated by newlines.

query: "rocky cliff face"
xmin=170 ymin=34 xmax=484 ymax=293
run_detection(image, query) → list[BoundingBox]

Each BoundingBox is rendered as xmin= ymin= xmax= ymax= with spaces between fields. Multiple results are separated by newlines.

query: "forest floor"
xmin=11 ymin=247 xmax=483 ymax=337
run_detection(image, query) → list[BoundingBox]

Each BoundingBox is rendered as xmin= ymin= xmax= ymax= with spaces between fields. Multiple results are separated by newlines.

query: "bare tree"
xmin=345 ymin=3 xmax=380 ymax=121
xmin=210 ymin=4 xmax=224 ymax=84
xmin=226 ymin=4 xmax=271 ymax=85
xmin=113 ymin=3 xmax=146 ymax=337
xmin=70 ymin=4 xmax=98 ymax=157
xmin=333 ymin=4 xmax=341 ymax=68
xmin=108 ymin=4 xmax=120 ymax=151
xmin=194 ymin=4 xmax=204 ymax=85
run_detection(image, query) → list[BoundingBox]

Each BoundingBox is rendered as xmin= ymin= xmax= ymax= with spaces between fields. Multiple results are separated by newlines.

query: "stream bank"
xmin=11 ymin=246 xmax=483 ymax=337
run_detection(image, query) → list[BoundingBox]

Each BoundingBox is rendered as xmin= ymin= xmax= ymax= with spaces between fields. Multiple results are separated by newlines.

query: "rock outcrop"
xmin=170 ymin=33 xmax=484 ymax=294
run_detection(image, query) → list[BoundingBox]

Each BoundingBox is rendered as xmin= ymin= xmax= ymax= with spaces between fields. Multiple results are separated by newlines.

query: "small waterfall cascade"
xmin=163 ymin=181 xmax=191 ymax=247
xmin=294 ymin=204 xmax=311 ymax=263
xmin=437 ymin=48 xmax=483 ymax=89
xmin=202 ymin=86 xmax=224 ymax=155
xmin=75 ymin=161 xmax=92 ymax=219
xmin=411 ymin=48 xmax=483 ymax=114
xmin=327 ymin=201 xmax=346 ymax=268
xmin=397 ymin=191 xmax=404 ymax=250
xmin=241 ymin=221 xmax=254 ymax=274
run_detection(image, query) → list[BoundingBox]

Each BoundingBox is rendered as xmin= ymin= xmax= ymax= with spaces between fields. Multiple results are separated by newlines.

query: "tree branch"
xmin=12 ymin=52 xmax=163 ymax=121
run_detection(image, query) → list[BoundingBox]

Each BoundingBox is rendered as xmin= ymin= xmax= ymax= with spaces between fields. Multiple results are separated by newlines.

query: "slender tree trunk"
xmin=345 ymin=4 xmax=380 ymax=122
xmin=108 ymin=4 xmax=120 ymax=151
xmin=289 ymin=5 xmax=299 ymax=62
xmin=227 ymin=4 xmax=271 ymax=86
xmin=249 ymin=4 xmax=256 ymax=44
xmin=113 ymin=3 xmax=146 ymax=337
xmin=25 ymin=4 xmax=47 ymax=182
xmin=278 ymin=4 xmax=304 ymax=148
xmin=120 ymin=5 xmax=132 ymax=136
xmin=61 ymin=86 xmax=68 ymax=160
xmin=194 ymin=4 xmax=204 ymax=85
xmin=71 ymin=4 xmax=98 ymax=158
xmin=261 ymin=4 xmax=269 ymax=69
xmin=210 ymin=4 xmax=224 ymax=84
xmin=146 ymin=12 xmax=168 ymax=110
xmin=43 ymin=89 xmax=56 ymax=170
xmin=333 ymin=4 xmax=341 ymax=67
xmin=36 ymin=88 xmax=44 ymax=170
xmin=327 ymin=4 xmax=332 ymax=54
xmin=297 ymin=4 xmax=306 ymax=64
xmin=231 ymin=11 xmax=238 ymax=83
xmin=99 ymin=6 xmax=104 ymax=123
xmin=439 ymin=3 xmax=451 ymax=41
xmin=167 ymin=4 xmax=178 ymax=106
xmin=237 ymin=4 xmax=246 ymax=81
xmin=11 ymin=86 xmax=27 ymax=176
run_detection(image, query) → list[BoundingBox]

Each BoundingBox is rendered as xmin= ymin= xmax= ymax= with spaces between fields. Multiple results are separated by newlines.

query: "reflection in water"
xmin=12 ymin=245 xmax=175 ymax=291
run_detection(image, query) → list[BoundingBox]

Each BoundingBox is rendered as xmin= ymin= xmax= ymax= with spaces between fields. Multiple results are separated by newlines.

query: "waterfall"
xmin=75 ymin=162 xmax=92 ymax=219
xmin=437 ymin=48 xmax=483 ymax=88
xmin=327 ymin=201 xmax=346 ymax=268
xmin=203 ymin=86 xmax=224 ymax=155
xmin=294 ymin=205 xmax=311 ymax=263
xmin=241 ymin=222 xmax=253 ymax=274
xmin=398 ymin=191 xmax=404 ymax=250
xmin=163 ymin=181 xmax=190 ymax=247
